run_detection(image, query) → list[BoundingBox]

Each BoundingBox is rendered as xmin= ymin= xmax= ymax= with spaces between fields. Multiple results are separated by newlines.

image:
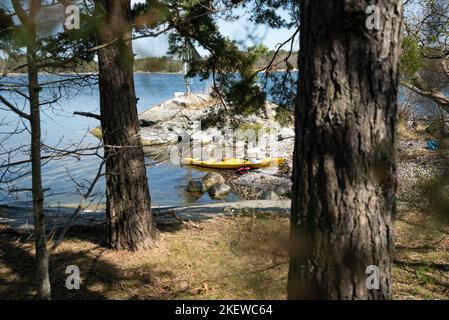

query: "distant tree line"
xmin=255 ymin=49 xmax=298 ymax=71
xmin=1 ymin=55 xmax=181 ymax=74
xmin=1 ymin=50 xmax=298 ymax=75
xmin=134 ymin=56 xmax=183 ymax=73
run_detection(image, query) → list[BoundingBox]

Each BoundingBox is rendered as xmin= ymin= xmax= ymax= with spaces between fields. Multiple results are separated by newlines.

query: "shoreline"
xmin=2 ymin=70 xmax=297 ymax=76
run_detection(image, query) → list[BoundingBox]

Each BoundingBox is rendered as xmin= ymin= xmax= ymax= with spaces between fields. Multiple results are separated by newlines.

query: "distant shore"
xmin=2 ymin=70 xmax=296 ymax=77
xmin=3 ymin=71 xmax=183 ymax=76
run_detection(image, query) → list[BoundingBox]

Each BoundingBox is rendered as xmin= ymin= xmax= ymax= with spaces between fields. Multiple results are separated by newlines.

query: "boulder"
xmin=202 ymin=172 xmax=225 ymax=190
xmin=140 ymin=103 xmax=180 ymax=123
xmin=208 ymin=183 xmax=231 ymax=199
xmin=261 ymin=190 xmax=280 ymax=201
xmin=187 ymin=180 xmax=204 ymax=193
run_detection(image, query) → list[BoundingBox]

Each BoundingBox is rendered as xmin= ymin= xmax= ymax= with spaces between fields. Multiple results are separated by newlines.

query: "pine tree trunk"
xmin=96 ymin=0 xmax=156 ymax=250
xmin=288 ymin=1 xmax=402 ymax=299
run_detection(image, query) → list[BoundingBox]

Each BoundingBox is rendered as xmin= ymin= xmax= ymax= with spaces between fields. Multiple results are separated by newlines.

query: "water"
xmin=0 ymin=72 xmax=446 ymax=208
xmin=0 ymin=73 xmax=235 ymax=208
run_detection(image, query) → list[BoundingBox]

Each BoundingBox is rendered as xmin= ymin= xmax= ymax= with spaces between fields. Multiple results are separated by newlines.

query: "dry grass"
xmin=1 ymin=210 xmax=448 ymax=300
xmin=394 ymin=123 xmax=449 ymax=299
xmin=398 ymin=121 xmax=421 ymax=141
xmin=0 ymin=214 xmax=289 ymax=300
xmin=394 ymin=211 xmax=449 ymax=300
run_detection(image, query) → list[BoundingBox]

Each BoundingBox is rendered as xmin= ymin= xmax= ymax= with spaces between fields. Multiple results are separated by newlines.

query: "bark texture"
xmin=28 ymin=32 xmax=52 ymax=301
xmin=288 ymin=1 xmax=402 ymax=299
xmin=11 ymin=0 xmax=52 ymax=299
xmin=96 ymin=0 xmax=156 ymax=250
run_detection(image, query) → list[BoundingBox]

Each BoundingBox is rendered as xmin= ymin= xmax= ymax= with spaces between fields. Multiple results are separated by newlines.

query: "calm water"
xmin=0 ymin=73 xmax=236 ymax=207
xmin=0 ymin=72 xmax=444 ymax=208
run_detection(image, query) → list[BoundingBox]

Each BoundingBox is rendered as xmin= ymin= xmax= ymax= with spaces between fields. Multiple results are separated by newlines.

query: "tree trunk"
xmin=95 ymin=0 xmax=156 ymax=250
xmin=24 ymin=4 xmax=52 ymax=299
xmin=288 ymin=1 xmax=402 ymax=299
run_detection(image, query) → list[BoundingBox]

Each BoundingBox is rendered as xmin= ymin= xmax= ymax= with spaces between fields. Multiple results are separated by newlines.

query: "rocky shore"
xmin=104 ymin=92 xmax=297 ymax=202
xmin=92 ymin=93 xmax=449 ymax=207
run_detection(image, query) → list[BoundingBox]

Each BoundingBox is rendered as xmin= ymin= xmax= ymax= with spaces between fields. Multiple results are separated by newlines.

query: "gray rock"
xmin=261 ymin=190 xmax=280 ymax=201
xmin=140 ymin=104 xmax=180 ymax=123
xmin=278 ymin=128 xmax=295 ymax=140
xmin=208 ymin=183 xmax=231 ymax=199
xmin=187 ymin=180 xmax=204 ymax=193
xmin=276 ymin=187 xmax=291 ymax=198
xmin=202 ymin=172 xmax=225 ymax=190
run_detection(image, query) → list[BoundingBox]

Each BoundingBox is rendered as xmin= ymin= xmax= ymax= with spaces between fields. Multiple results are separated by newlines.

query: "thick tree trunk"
xmin=288 ymin=1 xmax=402 ymax=299
xmin=96 ymin=0 xmax=156 ymax=250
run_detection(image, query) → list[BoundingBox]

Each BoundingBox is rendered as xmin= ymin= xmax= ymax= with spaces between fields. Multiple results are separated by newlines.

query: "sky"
xmin=0 ymin=1 xmax=297 ymax=58
xmin=131 ymin=1 xmax=298 ymax=58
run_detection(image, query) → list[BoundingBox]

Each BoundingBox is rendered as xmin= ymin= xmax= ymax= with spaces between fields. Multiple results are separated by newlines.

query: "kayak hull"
xmin=182 ymin=158 xmax=286 ymax=170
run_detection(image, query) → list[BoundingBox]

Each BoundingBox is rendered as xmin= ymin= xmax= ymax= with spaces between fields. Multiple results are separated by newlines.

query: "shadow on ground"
xmin=0 ymin=213 xmax=290 ymax=300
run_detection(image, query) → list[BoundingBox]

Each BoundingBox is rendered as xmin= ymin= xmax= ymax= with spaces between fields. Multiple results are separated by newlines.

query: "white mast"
xmin=180 ymin=38 xmax=201 ymax=94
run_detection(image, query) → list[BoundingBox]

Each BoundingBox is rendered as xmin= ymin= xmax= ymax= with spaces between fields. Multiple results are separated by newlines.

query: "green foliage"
xmin=400 ymin=36 xmax=424 ymax=80
xmin=169 ymin=11 xmax=268 ymax=116
xmin=135 ymin=57 xmax=183 ymax=73
xmin=1 ymin=0 xmax=299 ymax=119
xmin=221 ymin=45 xmax=268 ymax=116
xmin=0 ymin=9 xmax=13 ymax=37
xmin=132 ymin=0 xmax=171 ymax=30
xmin=165 ymin=0 xmax=297 ymax=118
xmin=275 ymin=107 xmax=294 ymax=127
xmin=241 ymin=0 xmax=299 ymax=29
xmin=200 ymin=106 xmax=228 ymax=129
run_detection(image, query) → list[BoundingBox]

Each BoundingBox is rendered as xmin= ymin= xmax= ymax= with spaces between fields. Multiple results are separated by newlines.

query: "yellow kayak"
xmin=182 ymin=157 xmax=286 ymax=170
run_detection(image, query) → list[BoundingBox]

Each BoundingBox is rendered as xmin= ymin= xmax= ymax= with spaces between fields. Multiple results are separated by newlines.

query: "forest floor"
xmin=0 ymin=214 xmax=290 ymax=300
xmin=393 ymin=120 xmax=449 ymax=299
xmin=0 ymin=123 xmax=448 ymax=300
xmin=0 ymin=209 xmax=447 ymax=300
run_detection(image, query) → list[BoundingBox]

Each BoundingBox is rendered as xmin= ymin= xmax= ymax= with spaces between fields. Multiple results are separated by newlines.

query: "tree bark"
xmin=29 ymin=33 xmax=52 ymax=301
xmin=12 ymin=0 xmax=52 ymax=299
xmin=288 ymin=1 xmax=402 ymax=299
xmin=95 ymin=0 xmax=156 ymax=250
